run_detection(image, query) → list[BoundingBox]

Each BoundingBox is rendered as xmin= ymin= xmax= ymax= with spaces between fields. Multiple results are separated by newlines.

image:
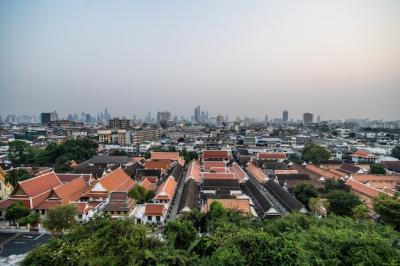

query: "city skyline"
xmin=1 ymin=1 xmax=400 ymax=120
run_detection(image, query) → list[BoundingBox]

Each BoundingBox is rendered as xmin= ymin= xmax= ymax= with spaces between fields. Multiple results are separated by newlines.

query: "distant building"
xmin=157 ymin=111 xmax=171 ymax=124
xmin=194 ymin=105 xmax=201 ymax=123
xmin=41 ymin=112 xmax=57 ymax=124
xmin=109 ymin=118 xmax=131 ymax=129
xmin=303 ymin=113 xmax=313 ymax=124
xmin=283 ymin=110 xmax=288 ymax=122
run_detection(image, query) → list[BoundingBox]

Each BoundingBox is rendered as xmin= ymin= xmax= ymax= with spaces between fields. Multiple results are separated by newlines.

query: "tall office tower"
xmin=303 ymin=113 xmax=313 ymax=124
xmin=283 ymin=110 xmax=289 ymax=122
xmin=264 ymin=114 xmax=269 ymax=123
xmin=194 ymin=105 xmax=201 ymax=122
xmin=41 ymin=112 xmax=57 ymax=124
xmin=317 ymin=115 xmax=321 ymax=123
xmin=157 ymin=111 xmax=171 ymax=123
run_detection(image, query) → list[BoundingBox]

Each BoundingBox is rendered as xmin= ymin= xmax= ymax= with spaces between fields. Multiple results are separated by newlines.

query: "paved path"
xmin=167 ymin=169 xmax=187 ymax=221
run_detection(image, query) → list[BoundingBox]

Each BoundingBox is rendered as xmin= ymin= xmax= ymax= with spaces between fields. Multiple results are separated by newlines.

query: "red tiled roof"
xmin=258 ymin=153 xmax=287 ymax=159
xmin=305 ymin=164 xmax=343 ymax=180
xmin=151 ymin=152 xmax=180 ymax=161
xmin=140 ymin=178 xmax=157 ymax=191
xmin=203 ymin=161 xmax=226 ymax=171
xmin=229 ymin=163 xmax=247 ymax=182
xmin=144 ymin=203 xmax=166 ymax=215
xmin=202 ymin=173 xmax=236 ymax=180
xmin=144 ymin=160 xmax=171 ymax=170
xmin=352 ymin=150 xmax=378 ymax=159
xmin=346 ymin=179 xmax=388 ymax=198
xmin=186 ymin=160 xmax=201 ymax=182
xmin=98 ymin=167 xmax=132 ymax=192
xmin=246 ymin=163 xmax=268 ymax=183
xmin=275 ymin=170 xmax=299 ymax=175
xmin=202 ymin=150 xmax=229 ymax=159
xmin=114 ymin=178 xmax=136 ymax=192
xmin=53 ymin=176 xmax=89 ymax=204
xmin=154 ymin=176 xmax=177 ymax=201
xmin=352 ymin=174 xmax=400 ymax=182
xmin=0 ymin=199 xmax=30 ymax=209
xmin=15 ymin=172 xmax=63 ymax=198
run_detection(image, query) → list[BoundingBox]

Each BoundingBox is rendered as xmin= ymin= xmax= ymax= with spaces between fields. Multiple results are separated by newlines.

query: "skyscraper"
xmin=303 ymin=113 xmax=313 ymax=124
xmin=283 ymin=110 xmax=288 ymax=122
xmin=157 ymin=111 xmax=171 ymax=123
xmin=194 ymin=105 xmax=201 ymax=123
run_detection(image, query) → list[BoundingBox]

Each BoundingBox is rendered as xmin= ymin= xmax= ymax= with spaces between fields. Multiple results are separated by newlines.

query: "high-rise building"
xmin=194 ymin=105 xmax=201 ymax=122
xmin=264 ymin=114 xmax=269 ymax=123
xmin=41 ymin=112 xmax=57 ymax=124
xmin=317 ymin=115 xmax=321 ymax=123
xmin=303 ymin=113 xmax=313 ymax=124
xmin=157 ymin=111 xmax=171 ymax=123
xmin=283 ymin=110 xmax=288 ymax=122
xmin=109 ymin=117 xmax=131 ymax=129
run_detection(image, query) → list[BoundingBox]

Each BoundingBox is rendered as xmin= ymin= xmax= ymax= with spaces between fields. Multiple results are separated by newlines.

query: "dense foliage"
xmin=8 ymin=138 xmax=98 ymax=170
xmin=326 ymin=190 xmax=362 ymax=216
xmin=301 ymin=143 xmax=331 ymax=164
xmin=180 ymin=149 xmax=199 ymax=164
xmin=43 ymin=205 xmax=78 ymax=237
xmin=324 ymin=179 xmax=350 ymax=193
xmin=374 ymin=194 xmax=400 ymax=230
xmin=5 ymin=168 xmax=34 ymax=187
xmin=293 ymin=182 xmax=318 ymax=206
xmin=23 ymin=207 xmax=400 ymax=265
xmin=5 ymin=201 xmax=30 ymax=225
xmin=369 ymin=163 xmax=386 ymax=174
xmin=128 ymin=184 xmax=155 ymax=204
xmin=392 ymin=146 xmax=400 ymax=160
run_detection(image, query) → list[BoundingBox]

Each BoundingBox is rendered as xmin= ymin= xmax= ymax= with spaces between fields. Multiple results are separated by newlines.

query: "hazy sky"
xmin=0 ymin=0 xmax=399 ymax=120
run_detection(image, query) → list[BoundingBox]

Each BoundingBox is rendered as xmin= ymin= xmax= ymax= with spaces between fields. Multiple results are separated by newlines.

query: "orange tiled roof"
xmin=53 ymin=176 xmax=89 ymax=204
xmin=140 ymin=178 xmax=157 ymax=191
xmin=186 ymin=160 xmax=201 ymax=182
xmin=144 ymin=160 xmax=171 ymax=170
xmin=352 ymin=150 xmax=378 ymax=159
xmin=203 ymin=161 xmax=226 ymax=171
xmin=206 ymin=198 xmax=251 ymax=215
xmin=275 ymin=170 xmax=299 ymax=175
xmin=15 ymin=172 xmax=63 ymax=198
xmin=202 ymin=150 xmax=229 ymax=159
xmin=202 ymin=173 xmax=236 ymax=180
xmin=346 ymin=179 xmax=388 ymax=198
xmin=382 ymin=187 xmax=398 ymax=196
xmin=258 ymin=153 xmax=287 ymax=159
xmin=151 ymin=152 xmax=180 ymax=161
xmin=246 ymin=163 xmax=268 ymax=183
xmin=305 ymin=164 xmax=343 ymax=180
xmin=154 ymin=176 xmax=177 ymax=201
xmin=352 ymin=174 xmax=400 ymax=182
xmin=144 ymin=203 xmax=166 ymax=215
xmin=229 ymin=163 xmax=247 ymax=182
xmin=98 ymin=167 xmax=132 ymax=192
xmin=114 ymin=178 xmax=136 ymax=192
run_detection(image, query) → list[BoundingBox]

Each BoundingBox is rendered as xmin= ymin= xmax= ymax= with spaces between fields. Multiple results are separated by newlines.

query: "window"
xmin=41 ymin=209 xmax=45 ymax=215
xmin=137 ymin=219 xmax=141 ymax=224
xmin=78 ymin=214 xmax=82 ymax=219
xmin=0 ymin=211 xmax=2 ymax=217
xmin=148 ymin=216 xmax=152 ymax=221
xmin=156 ymin=216 xmax=160 ymax=221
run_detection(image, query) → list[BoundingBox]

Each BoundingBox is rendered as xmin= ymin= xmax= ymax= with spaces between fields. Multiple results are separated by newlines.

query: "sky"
xmin=0 ymin=0 xmax=399 ymax=121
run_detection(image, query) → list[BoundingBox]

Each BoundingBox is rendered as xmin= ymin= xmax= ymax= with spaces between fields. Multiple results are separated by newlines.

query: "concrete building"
xmin=303 ymin=113 xmax=313 ymax=124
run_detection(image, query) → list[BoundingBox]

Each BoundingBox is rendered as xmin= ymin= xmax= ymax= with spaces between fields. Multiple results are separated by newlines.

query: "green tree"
xmin=208 ymin=200 xmax=226 ymax=220
xmin=18 ymin=212 xmax=40 ymax=226
xmin=128 ymin=184 xmax=153 ymax=204
xmin=144 ymin=152 xmax=151 ymax=159
xmin=8 ymin=140 xmax=34 ymax=166
xmin=352 ymin=204 xmax=368 ymax=220
xmin=374 ymin=194 xmax=400 ymax=230
xmin=293 ymin=182 xmax=318 ymax=206
xmin=392 ymin=146 xmax=400 ymax=160
xmin=5 ymin=201 xmax=30 ymax=226
xmin=301 ymin=143 xmax=331 ymax=164
xmin=43 ymin=204 xmax=78 ymax=237
xmin=326 ymin=190 xmax=362 ymax=216
xmin=5 ymin=169 xmax=34 ymax=187
xmin=324 ymin=178 xmax=350 ymax=193
xmin=370 ymin=163 xmax=386 ymax=174
xmin=164 ymin=220 xmax=197 ymax=250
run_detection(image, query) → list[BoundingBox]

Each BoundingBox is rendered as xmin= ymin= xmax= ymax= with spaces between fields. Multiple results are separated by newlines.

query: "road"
xmin=167 ymin=169 xmax=187 ymax=221
xmin=0 ymin=232 xmax=51 ymax=257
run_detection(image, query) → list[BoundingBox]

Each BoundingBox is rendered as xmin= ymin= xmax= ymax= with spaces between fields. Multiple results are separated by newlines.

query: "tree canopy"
xmin=5 ymin=201 xmax=30 ymax=225
xmin=374 ymin=194 xmax=400 ymax=230
xmin=128 ymin=184 xmax=154 ymax=204
xmin=392 ymin=146 xmax=400 ymax=160
xmin=326 ymin=190 xmax=363 ymax=216
xmin=8 ymin=140 xmax=34 ymax=166
xmin=301 ymin=143 xmax=331 ymax=164
xmin=293 ymin=182 xmax=318 ymax=207
xmin=23 ymin=211 xmax=400 ymax=265
xmin=43 ymin=204 xmax=78 ymax=237
xmin=5 ymin=168 xmax=34 ymax=187
xmin=370 ymin=163 xmax=386 ymax=174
